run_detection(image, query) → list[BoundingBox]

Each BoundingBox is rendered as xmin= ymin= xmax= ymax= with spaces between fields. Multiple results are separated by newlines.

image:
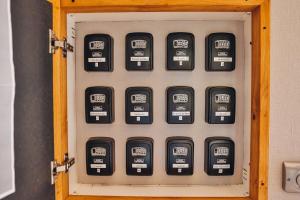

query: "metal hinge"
xmin=49 ymin=29 xmax=74 ymax=57
xmin=51 ymin=154 xmax=75 ymax=185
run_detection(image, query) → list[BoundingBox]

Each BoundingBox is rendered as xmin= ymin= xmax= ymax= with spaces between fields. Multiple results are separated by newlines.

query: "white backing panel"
xmin=67 ymin=12 xmax=251 ymax=197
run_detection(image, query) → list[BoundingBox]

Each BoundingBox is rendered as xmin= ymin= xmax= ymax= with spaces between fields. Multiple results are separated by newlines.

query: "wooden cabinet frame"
xmin=50 ymin=1 xmax=270 ymax=200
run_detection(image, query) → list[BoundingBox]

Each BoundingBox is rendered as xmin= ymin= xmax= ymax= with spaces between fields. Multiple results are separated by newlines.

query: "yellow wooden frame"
xmin=51 ymin=0 xmax=270 ymax=200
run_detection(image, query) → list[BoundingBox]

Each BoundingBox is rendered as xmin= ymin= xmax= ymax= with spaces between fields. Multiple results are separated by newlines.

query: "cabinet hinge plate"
xmin=49 ymin=29 xmax=73 ymax=57
xmin=51 ymin=154 xmax=75 ymax=185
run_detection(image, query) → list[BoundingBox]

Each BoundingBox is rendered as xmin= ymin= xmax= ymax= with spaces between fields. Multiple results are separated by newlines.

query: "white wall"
xmin=269 ymin=0 xmax=300 ymax=199
xmin=0 ymin=0 xmax=15 ymax=199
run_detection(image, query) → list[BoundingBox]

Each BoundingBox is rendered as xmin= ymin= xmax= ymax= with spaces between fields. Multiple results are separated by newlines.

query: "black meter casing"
xmin=166 ymin=137 xmax=194 ymax=175
xmin=204 ymin=137 xmax=235 ymax=176
xmin=85 ymin=86 xmax=114 ymax=124
xmin=126 ymin=32 xmax=153 ymax=71
xmin=166 ymin=86 xmax=194 ymax=124
xmin=84 ymin=34 xmax=113 ymax=72
xmin=86 ymin=137 xmax=115 ymax=176
xmin=205 ymin=32 xmax=235 ymax=71
xmin=125 ymin=87 xmax=153 ymax=124
xmin=167 ymin=32 xmax=195 ymax=70
xmin=126 ymin=137 xmax=153 ymax=176
xmin=205 ymin=86 xmax=236 ymax=124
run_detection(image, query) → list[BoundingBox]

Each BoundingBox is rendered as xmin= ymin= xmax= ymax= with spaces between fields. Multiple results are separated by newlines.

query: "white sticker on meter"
xmin=172 ymin=111 xmax=190 ymax=116
xmin=173 ymin=56 xmax=189 ymax=61
xmin=132 ymin=164 xmax=147 ymax=168
xmin=172 ymin=164 xmax=189 ymax=168
xmin=88 ymin=57 xmax=106 ymax=63
xmin=90 ymin=111 xmax=107 ymax=116
xmin=130 ymin=112 xmax=149 ymax=117
xmin=215 ymin=112 xmax=231 ymax=116
xmin=213 ymin=57 xmax=232 ymax=62
xmin=130 ymin=57 xmax=149 ymax=62
xmin=90 ymin=164 xmax=107 ymax=169
xmin=213 ymin=164 xmax=230 ymax=169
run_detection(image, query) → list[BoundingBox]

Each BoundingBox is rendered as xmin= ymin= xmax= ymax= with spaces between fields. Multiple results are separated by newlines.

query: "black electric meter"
xmin=166 ymin=86 xmax=194 ymax=124
xmin=205 ymin=86 xmax=236 ymax=124
xmin=167 ymin=32 xmax=195 ymax=70
xmin=126 ymin=32 xmax=153 ymax=71
xmin=86 ymin=137 xmax=115 ymax=176
xmin=125 ymin=87 xmax=153 ymax=124
xmin=166 ymin=137 xmax=194 ymax=175
xmin=85 ymin=86 xmax=114 ymax=124
xmin=126 ymin=137 xmax=153 ymax=176
xmin=84 ymin=34 xmax=113 ymax=72
xmin=204 ymin=137 xmax=235 ymax=176
xmin=205 ymin=32 xmax=235 ymax=71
